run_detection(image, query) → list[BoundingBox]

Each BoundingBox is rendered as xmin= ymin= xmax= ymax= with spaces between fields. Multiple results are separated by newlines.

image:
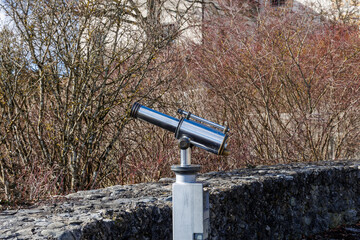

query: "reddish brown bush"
xmin=1 ymin=0 xmax=360 ymax=208
xmin=187 ymin=8 xmax=360 ymax=166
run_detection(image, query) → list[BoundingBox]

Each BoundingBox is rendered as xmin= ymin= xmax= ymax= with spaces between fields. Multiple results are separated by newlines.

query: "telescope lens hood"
xmin=130 ymin=102 xmax=141 ymax=118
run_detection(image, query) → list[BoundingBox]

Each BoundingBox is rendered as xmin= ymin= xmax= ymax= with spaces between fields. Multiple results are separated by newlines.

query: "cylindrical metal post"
xmin=179 ymin=136 xmax=191 ymax=167
xmin=180 ymin=144 xmax=191 ymax=166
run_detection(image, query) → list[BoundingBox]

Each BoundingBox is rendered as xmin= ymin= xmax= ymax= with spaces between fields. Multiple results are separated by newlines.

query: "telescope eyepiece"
xmin=130 ymin=102 xmax=141 ymax=118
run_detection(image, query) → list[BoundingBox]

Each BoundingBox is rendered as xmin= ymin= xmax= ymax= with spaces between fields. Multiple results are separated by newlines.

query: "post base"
xmin=171 ymin=165 xmax=201 ymax=183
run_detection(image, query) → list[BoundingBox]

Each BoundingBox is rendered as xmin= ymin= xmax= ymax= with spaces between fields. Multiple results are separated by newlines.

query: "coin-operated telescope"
xmin=130 ymin=102 xmax=230 ymax=240
xmin=130 ymin=102 xmax=229 ymax=156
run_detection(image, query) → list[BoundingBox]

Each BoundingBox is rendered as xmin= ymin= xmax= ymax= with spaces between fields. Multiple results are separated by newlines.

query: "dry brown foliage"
xmin=0 ymin=1 xmax=359 ymax=207
xmin=187 ymin=8 xmax=360 ymax=166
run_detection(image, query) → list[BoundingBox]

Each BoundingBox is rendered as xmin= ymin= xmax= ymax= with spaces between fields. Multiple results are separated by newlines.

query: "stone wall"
xmin=0 ymin=160 xmax=359 ymax=239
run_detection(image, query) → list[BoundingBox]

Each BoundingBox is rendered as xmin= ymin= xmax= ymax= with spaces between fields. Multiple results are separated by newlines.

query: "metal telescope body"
xmin=130 ymin=102 xmax=229 ymax=156
xmin=130 ymin=102 xmax=229 ymax=240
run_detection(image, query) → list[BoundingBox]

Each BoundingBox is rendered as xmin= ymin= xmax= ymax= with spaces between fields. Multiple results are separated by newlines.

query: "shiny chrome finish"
xmin=178 ymin=136 xmax=191 ymax=166
xmin=178 ymin=109 xmax=229 ymax=133
xmin=131 ymin=102 xmax=179 ymax=133
xmin=130 ymin=102 xmax=229 ymax=156
xmin=180 ymin=148 xmax=191 ymax=166
xmin=176 ymin=118 xmax=228 ymax=155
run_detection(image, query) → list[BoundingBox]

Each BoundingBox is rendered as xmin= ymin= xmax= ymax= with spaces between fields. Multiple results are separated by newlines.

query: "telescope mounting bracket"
xmin=171 ymin=136 xmax=200 ymax=183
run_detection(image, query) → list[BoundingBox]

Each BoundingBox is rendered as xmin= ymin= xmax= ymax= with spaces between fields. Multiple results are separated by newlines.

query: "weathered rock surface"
xmin=1 ymin=160 xmax=359 ymax=239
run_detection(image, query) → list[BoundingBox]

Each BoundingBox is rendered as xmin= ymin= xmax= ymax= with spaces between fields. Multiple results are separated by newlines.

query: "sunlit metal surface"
xmin=130 ymin=102 xmax=229 ymax=155
xmin=175 ymin=118 xmax=227 ymax=155
xmin=131 ymin=102 xmax=179 ymax=133
xmin=178 ymin=109 xmax=229 ymax=133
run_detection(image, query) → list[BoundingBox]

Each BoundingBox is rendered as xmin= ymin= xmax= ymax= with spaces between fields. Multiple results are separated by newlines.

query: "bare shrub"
xmin=1 ymin=0 xmax=360 ymax=207
xmin=0 ymin=0 xmax=190 ymax=204
xmin=187 ymin=8 xmax=360 ymax=166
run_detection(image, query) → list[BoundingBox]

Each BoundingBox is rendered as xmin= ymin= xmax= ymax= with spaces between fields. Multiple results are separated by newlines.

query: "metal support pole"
xmin=171 ymin=137 xmax=210 ymax=240
xmin=180 ymin=148 xmax=191 ymax=166
xmin=180 ymin=137 xmax=191 ymax=167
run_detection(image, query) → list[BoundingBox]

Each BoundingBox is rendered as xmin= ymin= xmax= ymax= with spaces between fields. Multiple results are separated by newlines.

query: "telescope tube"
xmin=130 ymin=102 xmax=229 ymax=156
xmin=130 ymin=102 xmax=179 ymax=133
xmin=175 ymin=118 xmax=228 ymax=155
